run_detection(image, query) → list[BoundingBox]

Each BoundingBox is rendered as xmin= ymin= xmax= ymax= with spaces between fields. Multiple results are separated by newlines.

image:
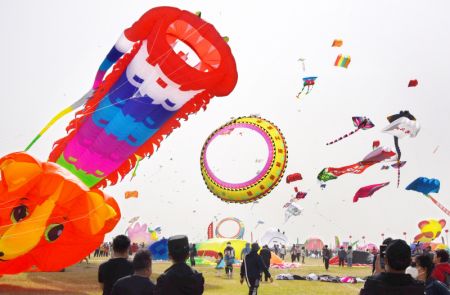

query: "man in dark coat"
xmin=259 ymin=245 xmax=272 ymax=282
xmin=154 ymin=235 xmax=204 ymax=295
xmin=322 ymin=245 xmax=332 ymax=271
xmin=240 ymin=243 xmax=272 ymax=295
xmin=360 ymin=239 xmax=424 ymax=295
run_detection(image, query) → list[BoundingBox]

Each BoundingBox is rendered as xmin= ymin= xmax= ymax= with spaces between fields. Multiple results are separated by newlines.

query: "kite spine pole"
xmin=326 ymin=127 xmax=360 ymax=145
xmin=426 ymin=195 xmax=450 ymax=216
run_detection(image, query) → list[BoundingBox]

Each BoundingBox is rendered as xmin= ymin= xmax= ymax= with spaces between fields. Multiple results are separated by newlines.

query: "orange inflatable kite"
xmin=0 ymin=153 xmax=120 ymax=274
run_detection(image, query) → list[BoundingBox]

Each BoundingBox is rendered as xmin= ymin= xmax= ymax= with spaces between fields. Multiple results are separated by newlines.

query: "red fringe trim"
xmin=49 ymin=41 xmax=214 ymax=189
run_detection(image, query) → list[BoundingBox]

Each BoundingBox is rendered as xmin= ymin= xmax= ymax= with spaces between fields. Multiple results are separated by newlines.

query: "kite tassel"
xmin=326 ymin=127 xmax=360 ymax=146
xmin=426 ymin=195 xmax=450 ymax=216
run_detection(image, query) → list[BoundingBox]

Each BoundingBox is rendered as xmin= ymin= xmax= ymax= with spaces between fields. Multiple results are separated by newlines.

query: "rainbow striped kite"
xmin=334 ymin=54 xmax=351 ymax=68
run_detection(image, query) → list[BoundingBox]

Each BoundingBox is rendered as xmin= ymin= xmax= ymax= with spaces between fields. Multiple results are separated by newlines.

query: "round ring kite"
xmin=215 ymin=217 xmax=245 ymax=239
xmin=201 ymin=116 xmax=288 ymax=203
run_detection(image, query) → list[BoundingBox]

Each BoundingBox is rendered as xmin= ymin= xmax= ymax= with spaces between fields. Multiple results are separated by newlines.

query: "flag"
xmin=207 ymin=222 xmax=214 ymax=239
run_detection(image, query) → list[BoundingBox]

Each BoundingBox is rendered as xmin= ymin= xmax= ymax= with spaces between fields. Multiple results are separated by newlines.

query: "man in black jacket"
xmin=259 ymin=245 xmax=272 ymax=282
xmin=240 ymin=243 xmax=272 ymax=295
xmin=154 ymin=235 xmax=204 ymax=295
xmin=360 ymin=239 xmax=424 ymax=295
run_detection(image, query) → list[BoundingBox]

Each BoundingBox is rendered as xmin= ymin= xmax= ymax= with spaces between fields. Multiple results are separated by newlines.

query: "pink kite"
xmin=353 ymin=182 xmax=390 ymax=203
xmin=326 ymin=116 xmax=374 ymax=146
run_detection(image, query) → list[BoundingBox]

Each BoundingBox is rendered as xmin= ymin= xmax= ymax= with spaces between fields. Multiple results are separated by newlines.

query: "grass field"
xmin=0 ymin=258 xmax=371 ymax=294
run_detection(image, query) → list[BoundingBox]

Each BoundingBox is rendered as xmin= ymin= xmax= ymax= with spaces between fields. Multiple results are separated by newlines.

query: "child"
xmin=215 ymin=252 xmax=224 ymax=276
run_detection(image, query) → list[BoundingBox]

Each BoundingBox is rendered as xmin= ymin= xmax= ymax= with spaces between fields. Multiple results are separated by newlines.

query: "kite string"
xmin=0 ymin=201 xmax=113 ymax=236
xmin=426 ymin=195 xmax=450 ymax=216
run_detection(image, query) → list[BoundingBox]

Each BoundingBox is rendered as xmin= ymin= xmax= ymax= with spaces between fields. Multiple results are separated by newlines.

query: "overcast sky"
xmin=1 ymin=0 xmax=449 ymax=247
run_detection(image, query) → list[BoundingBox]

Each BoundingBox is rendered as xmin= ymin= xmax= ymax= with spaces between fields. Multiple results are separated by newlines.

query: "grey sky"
xmin=0 ymin=0 xmax=449 ymax=246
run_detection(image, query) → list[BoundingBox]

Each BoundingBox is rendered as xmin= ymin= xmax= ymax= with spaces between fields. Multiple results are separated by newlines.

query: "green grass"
xmin=0 ymin=258 xmax=371 ymax=294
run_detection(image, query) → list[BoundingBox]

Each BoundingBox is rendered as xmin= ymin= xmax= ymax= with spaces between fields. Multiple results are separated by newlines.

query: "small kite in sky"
xmin=334 ymin=54 xmax=351 ymax=68
xmin=332 ymin=39 xmax=343 ymax=47
xmin=286 ymin=173 xmax=303 ymax=183
xmin=326 ymin=116 xmax=374 ymax=145
xmin=297 ymin=76 xmax=317 ymax=98
xmin=408 ymin=79 xmax=418 ymax=87
xmin=382 ymin=110 xmax=420 ymax=187
xmin=353 ymin=182 xmax=390 ymax=203
xmin=298 ymin=57 xmax=306 ymax=72
xmin=125 ymin=191 xmax=139 ymax=199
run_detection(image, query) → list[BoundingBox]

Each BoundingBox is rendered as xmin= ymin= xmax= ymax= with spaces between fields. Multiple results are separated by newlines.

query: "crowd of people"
xmin=95 ymin=234 xmax=449 ymax=295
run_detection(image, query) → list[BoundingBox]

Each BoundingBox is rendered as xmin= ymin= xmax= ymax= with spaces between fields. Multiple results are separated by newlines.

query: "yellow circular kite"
xmin=200 ymin=116 xmax=288 ymax=203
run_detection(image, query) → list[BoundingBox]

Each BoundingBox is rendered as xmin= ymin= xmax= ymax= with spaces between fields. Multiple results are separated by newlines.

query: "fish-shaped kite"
xmin=353 ymin=182 xmax=390 ymax=203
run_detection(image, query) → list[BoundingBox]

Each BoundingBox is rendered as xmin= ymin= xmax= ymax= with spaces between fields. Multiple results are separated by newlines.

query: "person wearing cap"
xmin=111 ymin=249 xmax=155 ymax=295
xmin=154 ymin=235 xmax=204 ymax=295
xmin=240 ymin=243 xmax=272 ymax=295
xmin=360 ymin=239 xmax=424 ymax=295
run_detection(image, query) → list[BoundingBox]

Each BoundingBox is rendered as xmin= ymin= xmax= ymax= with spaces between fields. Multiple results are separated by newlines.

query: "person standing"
xmin=415 ymin=253 xmax=450 ymax=295
xmin=154 ymin=235 xmax=204 ymax=295
xmin=189 ymin=243 xmax=197 ymax=267
xmin=338 ymin=246 xmax=346 ymax=267
xmin=322 ymin=245 xmax=332 ymax=271
xmin=111 ymin=249 xmax=155 ymax=295
xmin=360 ymin=240 xmax=425 ymax=295
xmin=224 ymin=242 xmax=236 ymax=279
xmin=279 ymin=245 xmax=286 ymax=260
xmin=290 ymin=244 xmax=297 ymax=262
xmin=347 ymin=246 xmax=354 ymax=268
xmin=259 ymin=245 xmax=272 ymax=282
xmin=432 ymin=249 xmax=450 ymax=286
xmin=241 ymin=243 xmax=251 ymax=260
xmin=98 ymin=235 xmax=134 ymax=295
xmin=300 ymin=246 xmax=306 ymax=264
xmin=240 ymin=243 xmax=272 ymax=295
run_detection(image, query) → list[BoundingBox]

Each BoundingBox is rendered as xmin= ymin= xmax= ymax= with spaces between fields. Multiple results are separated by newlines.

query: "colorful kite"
xmin=201 ymin=116 xmax=287 ymax=203
xmin=353 ymin=182 xmax=390 ymax=203
xmin=318 ymin=143 xmax=396 ymax=183
xmin=125 ymin=190 xmax=139 ymax=199
xmin=126 ymin=222 xmax=151 ymax=244
xmin=286 ymin=173 xmax=303 ymax=184
xmin=326 ymin=116 xmax=374 ymax=145
xmin=334 ymin=54 xmax=351 ymax=68
xmin=414 ymin=219 xmax=446 ymax=243
xmin=0 ymin=153 xmax=120 ymax=274
xmin=296 ymin=76 xmax=317 ymax=98
xmin=391 ymin=161 xmax=407 ymax=169
xmin=0 ymin=6 xmax=238 ymax=275
xmin=149 ymin=238 xmax=169 ymax=260
xmin=332 ymin=39 xmax=343 ymax=47
xmin=406 ymin=177 xmax=450 ymax=216
xmin=382 ymin=111 xmax=420 ymax=187
xmin=408 ymin=80 xmax=418 ymax=87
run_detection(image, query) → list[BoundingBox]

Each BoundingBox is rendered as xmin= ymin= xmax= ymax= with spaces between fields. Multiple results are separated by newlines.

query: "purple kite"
xmin=353 ymin=182 xmax=390 ymax=203
xmin=326 ymin=116 xmax=375 ymax=146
